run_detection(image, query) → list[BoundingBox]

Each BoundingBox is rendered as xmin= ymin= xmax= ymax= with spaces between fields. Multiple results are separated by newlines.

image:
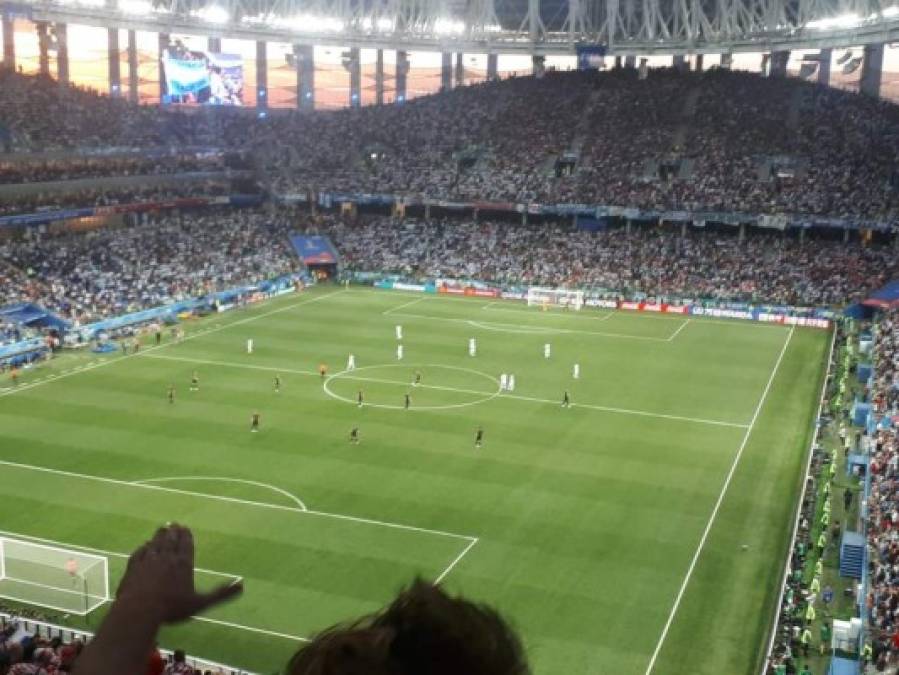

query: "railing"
xmin=0 ymin=611 xmax=256 ymax=675
xmin=759 ymin=326 xmax=838 ymax=673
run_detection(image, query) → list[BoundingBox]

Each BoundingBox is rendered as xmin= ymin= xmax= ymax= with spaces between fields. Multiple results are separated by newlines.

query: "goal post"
xmin=526 ymin=287 xmax=585 ymax=311
xmin=0 ymin=538 xmax=109 ymax=615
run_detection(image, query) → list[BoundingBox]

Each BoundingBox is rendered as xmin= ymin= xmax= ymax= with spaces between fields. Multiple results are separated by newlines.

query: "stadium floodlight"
xmin=196 ymin=5 xmax=229 ymax=24
xmin=59 ymin=0 xmax=105 ymax=8
xmin=434 ymin=18 xmax=466 ymax=34
xmin=119 ymin=0 xmax=153 ymax=16
xmin=806 ymin=13 xmax=861 ymax=29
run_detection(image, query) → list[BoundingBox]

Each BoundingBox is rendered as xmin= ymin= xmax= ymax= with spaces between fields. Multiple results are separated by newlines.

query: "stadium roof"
xmin=13 ymin=0 xmax=899 ymax=53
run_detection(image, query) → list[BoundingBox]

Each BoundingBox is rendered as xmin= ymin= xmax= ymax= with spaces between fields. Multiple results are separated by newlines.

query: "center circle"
xmin=323 ymin=363 xmax=502 ymax=411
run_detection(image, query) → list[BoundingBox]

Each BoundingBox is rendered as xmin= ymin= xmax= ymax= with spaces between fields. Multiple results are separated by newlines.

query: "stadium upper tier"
xmin=3 ymin=66 xmax=899 ymax=221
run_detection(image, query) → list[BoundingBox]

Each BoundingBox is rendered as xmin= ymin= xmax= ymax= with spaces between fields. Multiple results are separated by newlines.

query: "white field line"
xmin=482 ymin=304 xmax=616 ymax=322
xmin=134 ymin=476 xmax=308 ymax=511
xmin=191 ymin=615 xmax=310 ymax=642
xmin=356 ymin=287 xmax=790 ymax=329
xmin=0 ymin=458 xmax=476 ymax=543
xmin=0 ymin=289 xmax=345 ymax=400
xmin=390 ymin=311 xmax=672 ymax=342
xmin=142 ymin=352 xmax=747 ymax=429
xmin=644 ymin=326 xmax=795 ymax=675
xmin=666 ymin=319 xmax=691 ymax=342
xmin=0 ymin=527 xmax=242 ymax=581
xmin=434 ymin=537 xmax=479 ymax=585
xmin=382 ymin=296 xmax=427 ymax=315
xmin=3 ymin=532 xmax=304 ymax=642
xmin=759 ymin=327 xmax=837 ymax=674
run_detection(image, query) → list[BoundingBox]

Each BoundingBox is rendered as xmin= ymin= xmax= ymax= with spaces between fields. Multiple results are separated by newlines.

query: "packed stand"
xmin=316 ymin=215 xmax=898 ymax=306
xmin=0 ymin=154 xmax=227 ymax=185
xmin=0 ymin=208 xmax=299 ymax=323
xmin=6 ymin=68 xmax=899 ymax=221
xmin=863 ymin=312 xmax=899 ymax=671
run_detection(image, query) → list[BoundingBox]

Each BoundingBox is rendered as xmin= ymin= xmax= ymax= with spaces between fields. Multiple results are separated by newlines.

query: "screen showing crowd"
xmin=161 ymin=40 xmax=244 ymax=106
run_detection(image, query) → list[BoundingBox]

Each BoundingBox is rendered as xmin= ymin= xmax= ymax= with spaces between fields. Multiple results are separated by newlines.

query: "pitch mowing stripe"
xmin=139 ymin=352 xmax=748 ymax=429
xmin=0 ymin=458 xmax=476 ymax=542
xmin=643 ymin=326 xmax=796 ymax=675
xmin=0 ymin=289 xmax=345 ymax=400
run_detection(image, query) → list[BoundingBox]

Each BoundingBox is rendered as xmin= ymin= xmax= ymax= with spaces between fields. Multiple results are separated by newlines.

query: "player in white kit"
xmin=247 ymin=338 xmax=253 ymax=354
xmin=500 ymin=373 xmax=508 ymax=390
xmin=469 ymin=338 xmax=477 ymax=357
xmin=573 ymin=363 xmax=580 ymax=379
xmin=508 ymin=374 xmax=516 ymax=391
xmin=544 ymin=343 xmax=551 ymax=359
xmin=397 ymin=344 xmax=404 ymax=360
xmin=396 ymin=325 xmax=403 ymax=340
xmin=347 ymin=354 xmax=356 ymax=371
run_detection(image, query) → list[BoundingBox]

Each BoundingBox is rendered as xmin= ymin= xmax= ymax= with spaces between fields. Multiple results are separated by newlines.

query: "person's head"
xmin=287 ymin=579 xmax=528 ymax=675
xmin=173 ymin=650 xmax=186 ymax=664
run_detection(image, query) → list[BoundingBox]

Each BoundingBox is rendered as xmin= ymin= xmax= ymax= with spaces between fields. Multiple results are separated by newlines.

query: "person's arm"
xmin=72 ymin=524 xmax=242 ymax=675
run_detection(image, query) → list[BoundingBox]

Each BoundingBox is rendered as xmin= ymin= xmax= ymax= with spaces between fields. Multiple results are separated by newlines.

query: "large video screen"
xmin=161 ymin=42 xmax=244 ymax=106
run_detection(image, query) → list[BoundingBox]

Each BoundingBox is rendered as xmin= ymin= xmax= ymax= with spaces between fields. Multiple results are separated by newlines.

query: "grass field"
xmin=0 ymin=287 xmax=830 ymax=675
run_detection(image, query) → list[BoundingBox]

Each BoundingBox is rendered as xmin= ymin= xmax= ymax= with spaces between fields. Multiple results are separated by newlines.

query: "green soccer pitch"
xmin=0 ymin=286 xmax=831 ymax=675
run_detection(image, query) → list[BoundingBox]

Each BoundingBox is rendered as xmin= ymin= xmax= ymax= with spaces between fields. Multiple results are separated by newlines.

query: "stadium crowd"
xmin=863 ymin=313 xmax=899 ymax=670
xmin=317 ymin=215 xmax=899 ymax=306
xmin=0 ymin=209 xmax=297 ymax=323
xmin=4 ymin=68 xmax=899 ymax=222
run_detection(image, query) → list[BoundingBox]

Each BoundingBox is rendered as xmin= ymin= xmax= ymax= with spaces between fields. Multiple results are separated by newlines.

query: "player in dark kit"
xmin=350 ymin=427 xmax=360 ymax=444
xmin=251 ymin=411 xmax=261 ymax=432
xmin=274 ymin=375 xmax=281 ymax=393
xmin=475 ymin=426 xmax=484 ymax=448
xmin=357 ymin=390 xmax=364 ymax=407
xmin=562 ymin=390 xmax=570 ymax=408
xmin=190 ymin=371 xmax=199 ymax=392
xmin=167 ymin=384 xmax=175 ymax=404
xmin=404 ymin=393 xmax=411 ymax=410
xmin=414 ymin=371 xmax=422 ymax=387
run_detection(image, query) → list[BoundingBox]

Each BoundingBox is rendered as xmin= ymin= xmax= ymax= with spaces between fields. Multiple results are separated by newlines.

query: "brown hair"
xmin=287 ymin=580 xmax=528 ymax=675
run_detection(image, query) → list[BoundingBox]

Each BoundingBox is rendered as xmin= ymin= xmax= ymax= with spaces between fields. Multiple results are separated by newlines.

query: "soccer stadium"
xmin=1 ymin=0 xmax=899 ymax=673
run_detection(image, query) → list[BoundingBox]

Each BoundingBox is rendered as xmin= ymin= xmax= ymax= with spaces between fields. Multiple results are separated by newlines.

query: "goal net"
xmin=526 ymin=287 xmax=585 ymax=311
xmin=0 ymin=538 xmax=109 ymax=615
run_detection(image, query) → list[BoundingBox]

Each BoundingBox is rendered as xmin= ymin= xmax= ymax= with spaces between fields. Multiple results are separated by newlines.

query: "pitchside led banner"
xmin=162 ymin=49 xmax=244 ymax=106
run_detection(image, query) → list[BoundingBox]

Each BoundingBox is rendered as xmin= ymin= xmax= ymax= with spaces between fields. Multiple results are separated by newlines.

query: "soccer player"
xmin=475 ymin=426 xmax=484 ymax=449
xmin=357 ymin=390 xmax=364 ymax=407
xmin=397 ymin=344 xmax=404 ymax=361
xmin=190 ymin=371 xmax=199 ymax=392
xmin=247 ymin=338 xmax=254 ymax=354
xmin=508 ymin=374 xmax=516 ymax=391
xmin=167 ymin=384 xmax=175 ymax=404
xmin=396 ymin=325 xmax=403 ymax=340
xmin=319 ymin=363 xmax=328 ymax=379
xmin=414 ymin=371 xmax=422 ymax=387
xmin=274 ymin=375 xmax=281 ymax=393
xmin=562 ymin=390 xmax=570 ymax=408
xmin=404 ymin=393 xmax=411 ymax=410
xmin=250 ymin=411 xmax=261 ymax=433
xmin=544 ymin=343 xmax=551 ymax=359
xmin=10 ymin=367 xmax=18 ymax=387
xmin=155 ymin=330 xmax=162 ymax=346
xmin=468 ymin=338 xmax=477 ymax=357
xmin=573 ymin=363 xmax=580 ymax=379
xmin=500 ymin=373 xmax=508 ymax=391
xmin=350 ymin=426 xmax=360 ymax=444
xmin=347 ymin=354 xmax=356 ymax=371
